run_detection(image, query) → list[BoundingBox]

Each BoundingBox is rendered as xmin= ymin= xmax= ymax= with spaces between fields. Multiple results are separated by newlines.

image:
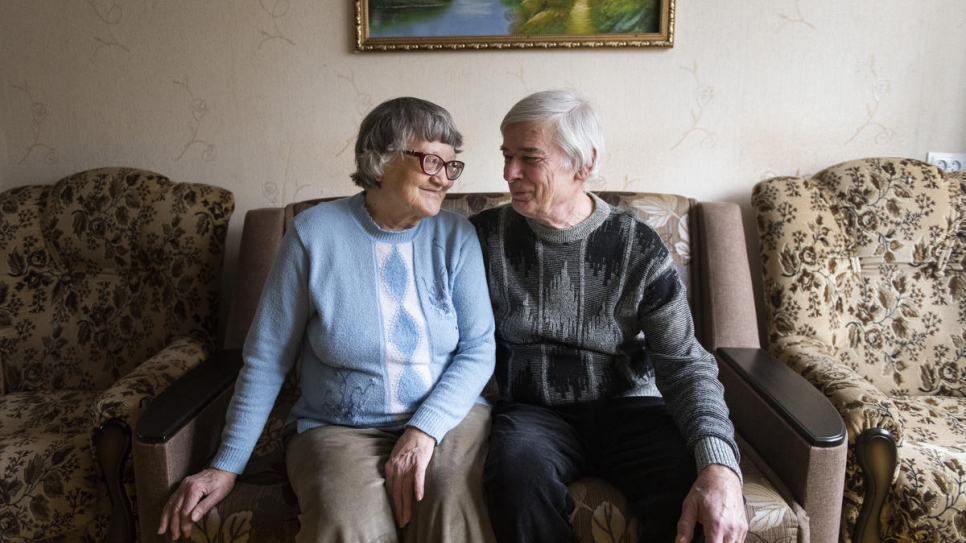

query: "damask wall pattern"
xmin=0 ymin=0 xmax=963 ymax=256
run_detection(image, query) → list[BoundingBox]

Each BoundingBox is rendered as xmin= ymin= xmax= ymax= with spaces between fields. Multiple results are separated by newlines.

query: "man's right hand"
xmin=158 ymin=467 xmax=237 ymax=540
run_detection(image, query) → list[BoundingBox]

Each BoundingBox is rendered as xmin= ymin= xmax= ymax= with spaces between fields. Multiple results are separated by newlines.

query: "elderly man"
xmin=471 ymin=89 xmax=747 ymax=543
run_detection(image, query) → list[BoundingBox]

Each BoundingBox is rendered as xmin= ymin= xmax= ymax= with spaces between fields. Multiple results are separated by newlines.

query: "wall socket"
xmin=926 ymin=152 xmax=966 ymax=172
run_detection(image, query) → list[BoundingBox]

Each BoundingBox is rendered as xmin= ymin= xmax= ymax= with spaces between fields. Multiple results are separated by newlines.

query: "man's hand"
xmin=158 ymin=467 xmax=237 ymax=540
xmin=385 ymin=426 xmax=436 ymax=528
xmin=676 ymin=464 xmax=747 ymax=543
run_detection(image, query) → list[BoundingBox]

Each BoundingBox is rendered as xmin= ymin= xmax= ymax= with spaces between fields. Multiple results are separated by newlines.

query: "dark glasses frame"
xmin=403 ymin=150 xmax=465 ymax=181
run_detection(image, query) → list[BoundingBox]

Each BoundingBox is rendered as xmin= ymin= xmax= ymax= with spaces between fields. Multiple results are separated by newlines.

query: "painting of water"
xmin=356 ymin=0 xmax=674 ymax=50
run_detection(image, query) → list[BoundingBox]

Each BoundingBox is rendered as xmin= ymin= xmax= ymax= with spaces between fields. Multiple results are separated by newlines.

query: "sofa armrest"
xmin=135 ymin=348 xmax=242 ymax=444
xmin=717 ymin=347 xmax=847 ymax=543
xmin=692 ymin=202 xmax=761 ymax=351
xmin=718 ymin=347 xmax=845 ymax=447
xmin=132 ymin=349 xmax=242 ymax=543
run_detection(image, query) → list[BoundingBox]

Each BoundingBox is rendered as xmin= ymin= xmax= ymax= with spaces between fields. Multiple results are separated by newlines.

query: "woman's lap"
xmin=286 ymin=423 xmax=398 ymax=542
xmin=286 ymin=403 xmax=494 ymax=543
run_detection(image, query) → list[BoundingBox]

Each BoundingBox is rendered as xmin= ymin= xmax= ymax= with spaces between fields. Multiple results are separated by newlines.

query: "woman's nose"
xmin=432 ymin=169 xmax=453 ymax=188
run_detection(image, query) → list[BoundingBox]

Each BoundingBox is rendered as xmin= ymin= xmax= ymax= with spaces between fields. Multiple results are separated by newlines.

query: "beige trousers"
xmin=285 ymin=403 xmax=496 ymax=543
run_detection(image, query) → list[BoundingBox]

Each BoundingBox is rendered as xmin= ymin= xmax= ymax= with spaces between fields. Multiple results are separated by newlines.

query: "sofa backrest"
xmin=285 ymin=191 xmax=696 ymax=300
xmin=0 ymin=167 xmax=234 ymax=393
xmin=229 ymin=190 xmax=709 ymax=464
xmin=754 ymin=157 xmax=966 ymax=396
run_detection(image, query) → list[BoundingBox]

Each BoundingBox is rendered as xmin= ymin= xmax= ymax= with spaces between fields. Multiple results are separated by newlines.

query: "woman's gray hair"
xmin=351 ymin=97 xmax=463 ymax=190
xmin=501 ymin=89 xmax=604 ymax=181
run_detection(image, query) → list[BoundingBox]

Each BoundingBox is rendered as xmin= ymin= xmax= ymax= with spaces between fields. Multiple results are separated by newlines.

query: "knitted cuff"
xmin=693 ymin=436 xmax=743 ymax=484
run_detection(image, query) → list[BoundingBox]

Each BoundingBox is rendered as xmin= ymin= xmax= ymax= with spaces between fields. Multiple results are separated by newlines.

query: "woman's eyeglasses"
xmin=403 ymin=150 xmax=465 ymax=181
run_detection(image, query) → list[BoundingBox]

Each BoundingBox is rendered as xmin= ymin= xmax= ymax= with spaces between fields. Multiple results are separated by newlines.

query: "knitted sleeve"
xmin=407 ymin=218 xmax=496 ymax=443
xmin=211 ymin=227 xmax=310 ymax=474
xmin=634 ymin=223 xmax=742 ymax=480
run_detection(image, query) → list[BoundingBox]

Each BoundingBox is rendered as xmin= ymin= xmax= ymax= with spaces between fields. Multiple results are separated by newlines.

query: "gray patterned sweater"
xmin=470 ymin=193 xmax=740 ymax=477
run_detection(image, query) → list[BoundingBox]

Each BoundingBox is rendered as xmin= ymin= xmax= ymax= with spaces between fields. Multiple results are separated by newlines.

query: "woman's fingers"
xmin=158 ymin=468 xmax=238 ymax=540
xmin=387 ymin=452 xmax=413 ymax=527
xmin=385 ymin=426 xmax=437 ymax=528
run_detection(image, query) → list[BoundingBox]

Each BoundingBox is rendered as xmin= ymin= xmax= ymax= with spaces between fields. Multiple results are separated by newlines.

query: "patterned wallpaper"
xmin=1 ymin=0 xmax=964 ymax=243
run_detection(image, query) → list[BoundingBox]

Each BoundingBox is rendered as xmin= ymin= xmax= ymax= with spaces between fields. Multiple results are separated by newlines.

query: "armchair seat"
xmin=0 ymin=405 xmax=108 ymax=540
xmin=890 ymin=395 xmax=966 ymax=531
xmin=894 ymin=396 xmax=966 ymax=452
xmin=0 ymin=391 xmax=94 ymax=434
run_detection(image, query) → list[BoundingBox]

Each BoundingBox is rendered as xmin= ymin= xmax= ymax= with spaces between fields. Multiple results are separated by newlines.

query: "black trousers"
xmin=483 ymin=397 xmax=702 ymax=543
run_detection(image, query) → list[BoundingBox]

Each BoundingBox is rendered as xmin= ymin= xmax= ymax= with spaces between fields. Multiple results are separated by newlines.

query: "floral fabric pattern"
xmin=0 ymin=168 xmax=233 ymax=542
xmin=753 ymin=158 xmax=966 ymax=542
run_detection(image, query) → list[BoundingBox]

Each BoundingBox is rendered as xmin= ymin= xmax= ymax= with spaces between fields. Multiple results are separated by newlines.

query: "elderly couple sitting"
xmin=156 ymin=90 xmax=747 ymax=543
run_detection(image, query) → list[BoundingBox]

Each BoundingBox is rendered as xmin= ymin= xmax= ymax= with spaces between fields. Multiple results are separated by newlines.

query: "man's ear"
xmin=575 ymin=148 xmax=598 ymax=181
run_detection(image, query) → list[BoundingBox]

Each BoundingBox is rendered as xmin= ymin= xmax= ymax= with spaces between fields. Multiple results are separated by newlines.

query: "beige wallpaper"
xmin=2 ymin=0 xmax=964 ymax=333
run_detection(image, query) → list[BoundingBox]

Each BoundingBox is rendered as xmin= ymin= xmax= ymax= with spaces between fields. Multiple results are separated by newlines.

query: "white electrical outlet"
xmin=926 ymin=152 xmax=966 ymax=172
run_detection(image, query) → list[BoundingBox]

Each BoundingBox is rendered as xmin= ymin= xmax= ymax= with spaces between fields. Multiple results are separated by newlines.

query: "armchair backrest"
xmin=754 ymin=157 xmax=966 ymax=396
xmin=0 ymin=167 xmax=234 ymax=393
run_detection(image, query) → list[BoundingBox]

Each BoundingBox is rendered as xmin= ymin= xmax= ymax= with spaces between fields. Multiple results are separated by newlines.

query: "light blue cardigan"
xmin=213 ymin=193 xmax=495 ymax=475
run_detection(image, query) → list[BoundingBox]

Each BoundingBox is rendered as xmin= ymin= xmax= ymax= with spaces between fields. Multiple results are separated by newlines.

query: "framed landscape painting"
xmin=356 ymin=0 xmax=674 ymax=51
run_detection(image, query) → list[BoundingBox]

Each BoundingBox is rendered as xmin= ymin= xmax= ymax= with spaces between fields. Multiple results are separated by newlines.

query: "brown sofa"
xmin=0 ymin=167 xmax=234 ymax=543
xmin=133 ymin=191 xmax=848 ymax=543
xmin=753 ymin=158 xmax=966 ymax=543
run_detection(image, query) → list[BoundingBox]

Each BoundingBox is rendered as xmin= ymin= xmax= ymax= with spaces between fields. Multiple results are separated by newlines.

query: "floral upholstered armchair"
xmin=135 ymin=191 xmax=848 ymax=543
xmin=0 ymin=167 xmax=234 ymax=543
xmin=753 ymin=157 xmax=966 ymax=543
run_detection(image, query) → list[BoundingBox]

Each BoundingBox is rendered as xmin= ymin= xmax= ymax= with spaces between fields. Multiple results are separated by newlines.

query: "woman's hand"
xmin=158 ymin=467 xmax=238 ymax=540
xmin=385 ymin=426 xmax=437 ymax=528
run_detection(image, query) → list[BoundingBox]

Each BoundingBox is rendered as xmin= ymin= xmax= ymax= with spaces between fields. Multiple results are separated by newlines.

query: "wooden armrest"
xmin=717 ymin=349 xmax=848 ymax=543
xmin=717 ymin=347 xmax=845 ymax=447
xmin=135 ymin=349 xmax=243 ymax=444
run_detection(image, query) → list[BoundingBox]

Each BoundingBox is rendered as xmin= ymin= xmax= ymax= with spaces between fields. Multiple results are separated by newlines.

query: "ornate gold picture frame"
xmin=355 ymin=0 xmax=674 ymax=51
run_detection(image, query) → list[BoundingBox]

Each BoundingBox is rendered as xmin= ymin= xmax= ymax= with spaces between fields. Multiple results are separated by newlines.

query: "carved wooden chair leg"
xmin=853 ymin=428 xmax=898 ymax=543
xmin=96 ymin=418 xmax=136 ymax=543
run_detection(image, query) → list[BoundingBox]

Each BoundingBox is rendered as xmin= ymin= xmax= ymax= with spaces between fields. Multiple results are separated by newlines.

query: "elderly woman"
xmin=471 ymin=90 xmax=748 ymax=543
xmin=158 ymin=97 xmax=496 ymax=543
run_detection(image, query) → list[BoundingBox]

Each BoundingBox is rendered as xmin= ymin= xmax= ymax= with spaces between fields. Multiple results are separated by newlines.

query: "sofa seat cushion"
xmin=739 ymin=453 xmax=800 ymax=543
xmin=184 ymin=445 xmax=799 ymax=543
xmin=0 ymin=422 xmax=107 ymax=540
xmin=188 ymin=479 xmax=300 ymax=543
xmin=569 ymin=476 xmax=639 ymax=541
xmin=568 ymin=458 xmax=799 ymax=543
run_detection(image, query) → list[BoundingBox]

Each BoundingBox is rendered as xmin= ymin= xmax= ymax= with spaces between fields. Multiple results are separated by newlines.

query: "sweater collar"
xmin=349 ymin=192 xmax=423 ymax=243
xmin=525 ymin=193 xmax=610 ymax=244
